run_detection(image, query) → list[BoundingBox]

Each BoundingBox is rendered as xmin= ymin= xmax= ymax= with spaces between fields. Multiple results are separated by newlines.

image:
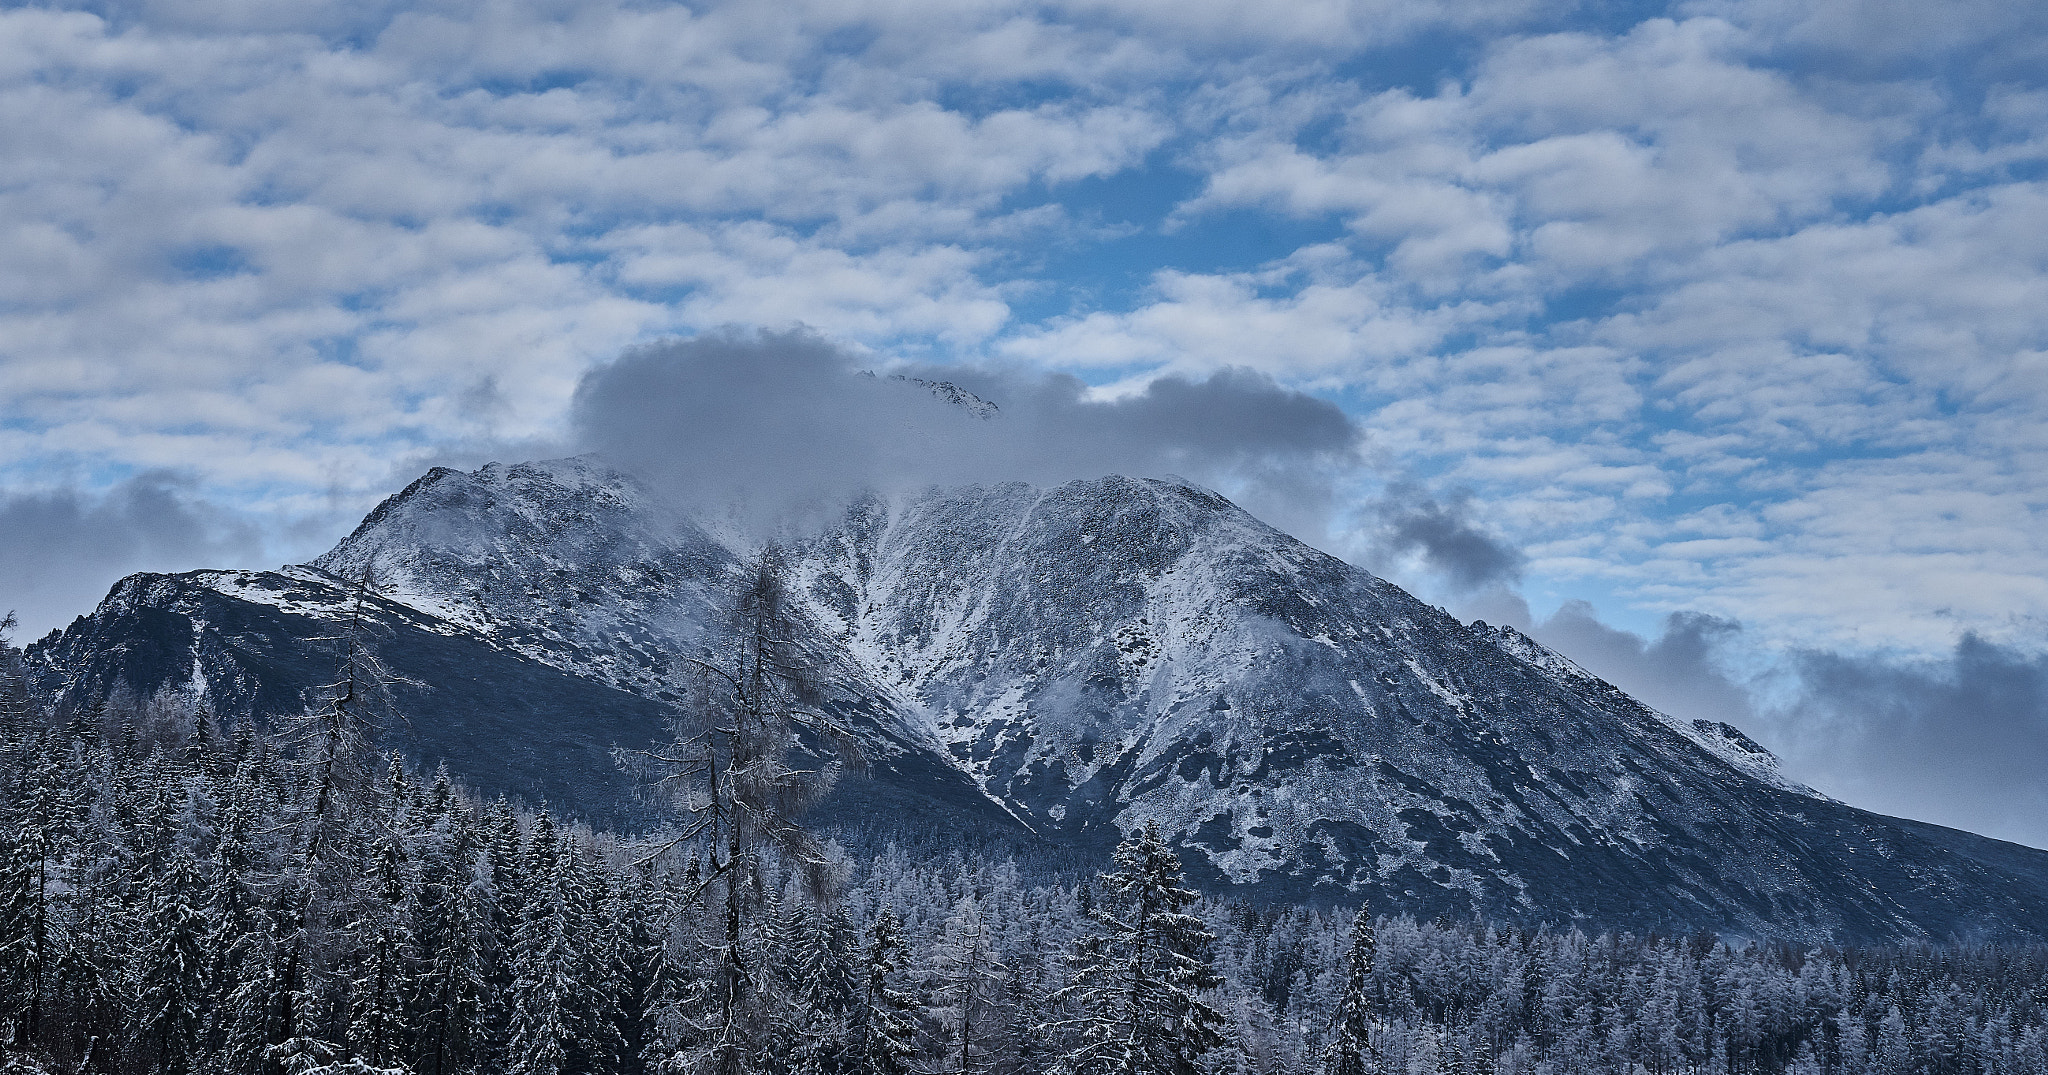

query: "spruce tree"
xmin=562 ymin=848 xmax=631 ymax=1075
xmin=852 ymin=909 xmax=919 ymax=1075
xmin=414 ymin=876 xmax=487 ymax=1075
xmin=1327 ymin=908 xmax=1378 ymax=1075
xmin=1047 ymin=821 xmax=1223 ymax=1075
xmin=137 ymin=851 xmax=212 ymax=1075
xmin=0 ymin=734 xmax=65 ymax=1049
xmin=507 ymin=830 xmax=576 ymax=1075
xmin=347 ymin=828 xmax=416 ymax=1070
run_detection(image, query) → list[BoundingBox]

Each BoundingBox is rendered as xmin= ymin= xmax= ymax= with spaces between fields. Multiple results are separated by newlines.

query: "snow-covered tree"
xmin=929 ymin=895 xmax=1008 ymax=1075
xmin=1325 ymin=909 xmax=1377 ymax=1075
xmin=0 ymin=735 xmax=65 ymax=1049
xmin=414 ymin=873 xmax=487 ymax=1075
xmin=136 ymin=851 xmax=212 ymax=1074
xmin=1046 ymin=821 xmax=1224 ymax=1075
xmin=3 ymin=665 xmax=2048 ymax=1075
xmin=624 ymin=551 xmax=861 ymax=1075
xmin=347 ymin=827 xmax=417 ymax=1070
xmin=507 ymin=820 xmax=576 ymax=1075
xmin=853 ymin=909 xmax=920 ymax=1075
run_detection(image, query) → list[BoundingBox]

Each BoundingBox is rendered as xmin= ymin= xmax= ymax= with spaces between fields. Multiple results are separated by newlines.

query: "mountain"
xmin=27 ymin=456 xmax=2048 ymax=943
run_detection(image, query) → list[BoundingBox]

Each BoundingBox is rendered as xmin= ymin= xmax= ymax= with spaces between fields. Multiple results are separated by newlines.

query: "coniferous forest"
xmin=5 ymin=591 xmax=2048 ymax=1075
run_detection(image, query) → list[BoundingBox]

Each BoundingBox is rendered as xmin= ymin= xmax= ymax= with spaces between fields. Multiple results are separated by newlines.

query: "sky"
xmin=2 ymin=0 xmax=2046 ymax=845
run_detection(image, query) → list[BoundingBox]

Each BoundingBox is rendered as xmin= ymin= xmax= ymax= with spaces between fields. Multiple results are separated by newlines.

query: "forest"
xmin=4 ymin=583 xmax=2048 ymax=1075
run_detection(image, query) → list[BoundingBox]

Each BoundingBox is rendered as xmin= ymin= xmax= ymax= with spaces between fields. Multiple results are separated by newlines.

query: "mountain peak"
xmin=28 ymin=457 xmax=2048 ymax=942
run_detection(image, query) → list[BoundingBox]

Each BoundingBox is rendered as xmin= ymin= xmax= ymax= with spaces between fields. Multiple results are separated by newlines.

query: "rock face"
xmin=29 ymin=457 xmax=2048 ymax=943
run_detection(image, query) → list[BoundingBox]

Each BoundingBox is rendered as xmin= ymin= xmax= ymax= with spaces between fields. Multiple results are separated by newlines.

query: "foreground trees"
xmin=1325 ymin=910 xmax=1378 ymax=1075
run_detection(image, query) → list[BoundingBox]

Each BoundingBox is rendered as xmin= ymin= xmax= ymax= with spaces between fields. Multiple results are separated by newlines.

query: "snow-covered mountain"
xmin=28 ymin=456 xmax=2048 ymax=943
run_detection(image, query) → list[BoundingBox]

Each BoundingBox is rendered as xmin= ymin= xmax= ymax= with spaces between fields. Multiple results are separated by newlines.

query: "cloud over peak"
xmin=570 ymin=328 xmax=1361 ymax=533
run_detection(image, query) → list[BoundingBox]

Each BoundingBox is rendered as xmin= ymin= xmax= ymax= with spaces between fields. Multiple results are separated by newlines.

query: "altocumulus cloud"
xmin=1 ymin=0 xmax=2046 ymax=850
xmin=3 ymin=0 xmax=2046 ymax=657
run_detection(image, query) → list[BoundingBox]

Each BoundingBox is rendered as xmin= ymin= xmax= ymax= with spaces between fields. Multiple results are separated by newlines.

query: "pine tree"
xmin=1046 ymin=822 xmax=1224 ymax=1075
xmin=852 ymin=909 xmax=919 ymax=1075
xmin=507 ymin=837 xmax=576 ymax=1075
xmin=1327 ymin=908 xmax=1378 ymax=1075
xmin=137 ymin=851 xmax=212 ymax=1075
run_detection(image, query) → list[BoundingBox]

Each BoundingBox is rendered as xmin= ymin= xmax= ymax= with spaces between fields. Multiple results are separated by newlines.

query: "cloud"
xmin=0 ymin=0 xmax=1195 ymax=511
xmin=569 ymin=327 xmax=1362 ymax=534
xmin=1182 ymin=17 xmax=1897 ymax=289
xmin=1365 ymin=483 xmax=1525 ymax=591
xmin=1695 ymin=0 xmax=2048 ymax=79
xmin=1509 ymin=600 xmax=2048 ymax=850
xmin=997 ymin=247 xmax=1515 ymax=380
xmin=0 ymin=472 xmax=267 ymax=639
xmin=1 ymin=0 xmax=2045 ymax=684
xmin=1527 ymin=600 xmax=1758 ymax=727
xmin=1774 ymin=635 xmax=2048 ymax=849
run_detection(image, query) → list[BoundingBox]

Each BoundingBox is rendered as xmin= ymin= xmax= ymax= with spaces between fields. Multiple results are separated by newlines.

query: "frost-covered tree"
xmin=0 ymin=762 xmax=59 ymax=1048
xmin=929 ymin=895 xmax=1007 ymax=1075
xmin=625 ymin=551 xmax=861 ymax=1075
xmin=1047 ymin=822 xmax=1224 ymax=1075
xmin=1325 ymin=909 xmax=1377 ymax=1075
xmin=508 ymin=819 xmax=576 ymax=1075
xmin=853 ymin=909 xmax=920 ymax=1075
xmin=347 ymin=826 xmax=416 ymax=1070
xmin=415 ymin=872 xmax=487 ymax=1075
xmin=5 ymin=648 xmax=2048 ymax=1075
xmin=137 ymin=851 xmax=212 ymax=1074
xmin=289 ymin=563 xmax=405 ymax=867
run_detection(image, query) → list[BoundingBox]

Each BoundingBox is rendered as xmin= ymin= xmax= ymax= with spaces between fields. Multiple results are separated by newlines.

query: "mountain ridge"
xmin=25 ymin=455 xmax=2048 ymax=943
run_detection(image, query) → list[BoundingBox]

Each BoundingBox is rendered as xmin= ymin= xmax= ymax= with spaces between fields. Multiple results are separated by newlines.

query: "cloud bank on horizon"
xmin=3 ymin=0 xmax=2047 ymax=842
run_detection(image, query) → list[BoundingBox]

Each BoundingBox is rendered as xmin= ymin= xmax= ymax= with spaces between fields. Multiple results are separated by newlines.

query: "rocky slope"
xmin=27 ymin=457 xmax=2048 ymax=942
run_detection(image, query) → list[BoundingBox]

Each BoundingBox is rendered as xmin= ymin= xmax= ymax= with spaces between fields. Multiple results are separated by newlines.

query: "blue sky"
xmin=4 ymin=0 xmax=2048 ymax=843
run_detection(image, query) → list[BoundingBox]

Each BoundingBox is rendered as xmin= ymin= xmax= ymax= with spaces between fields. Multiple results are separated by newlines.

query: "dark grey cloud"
xmin=0 ymin=472 xmax=265 ymax=640
xmin=570 ymin=328 xmax=1363 ymax=535
xmin=1506 ymin=599 xmax=2048 ymax=850
xmin=1774 ymin=636 xmax=2048 ymax=849
xmin=1529 ymin=601 xmax=1759 ymax=729
xmin=1365 ymin=484 xmax=1525 ymax=592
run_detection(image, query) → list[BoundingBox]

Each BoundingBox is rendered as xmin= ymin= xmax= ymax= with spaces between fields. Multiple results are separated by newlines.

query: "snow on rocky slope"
xmin=29 ymin=457 xmax=2048 ymax=942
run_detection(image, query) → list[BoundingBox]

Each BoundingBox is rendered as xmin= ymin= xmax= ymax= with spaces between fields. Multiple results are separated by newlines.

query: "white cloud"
xmin=0 ymin=0 xmax=1191 ymax=517
xmin=3 ymin=0 xmax=2047 ymax=669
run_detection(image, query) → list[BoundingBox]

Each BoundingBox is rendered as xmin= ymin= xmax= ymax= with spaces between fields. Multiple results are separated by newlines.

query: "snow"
xmin=142 ymin=455 xmax=1868 ymax=914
